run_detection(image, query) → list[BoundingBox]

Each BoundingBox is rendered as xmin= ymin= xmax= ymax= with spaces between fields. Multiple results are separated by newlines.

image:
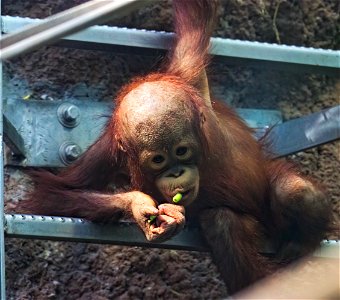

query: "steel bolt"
xmin=63 ymin=105 xmax=80 ymax=123
xmin=64 ymin=144 xmax=81 ymax=161
xmin=57 ymin=103 xmax=80 ymax=128
xmin=59 ymin=142 xmax=82 ymax=165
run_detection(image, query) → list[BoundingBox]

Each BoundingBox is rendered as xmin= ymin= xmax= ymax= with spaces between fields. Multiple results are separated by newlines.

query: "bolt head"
xmin=63 ymin=105 xmax=80 ymax=122
xmin=57 ymin=103 xmax=81 ymax=128
xmin=64 ymin=144 xmax=81 ymax=161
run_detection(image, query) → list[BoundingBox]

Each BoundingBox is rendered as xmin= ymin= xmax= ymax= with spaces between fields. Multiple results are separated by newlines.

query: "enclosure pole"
xmin=0 ymin=2 xmax=7 ymax=297
xmin=0 ymin=0 xmax=146 ymax=61
xmin=0 ymin=94 xmax=5 ymax=300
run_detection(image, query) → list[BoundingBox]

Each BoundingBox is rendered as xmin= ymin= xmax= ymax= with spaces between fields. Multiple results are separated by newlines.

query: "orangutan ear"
xmin=199 ymin=110 xmax=207 ymax=128
xmin=196 ymin=70 xmax=212 ymax=108
xmin=116 ymin=137 xmax=127 ymax=153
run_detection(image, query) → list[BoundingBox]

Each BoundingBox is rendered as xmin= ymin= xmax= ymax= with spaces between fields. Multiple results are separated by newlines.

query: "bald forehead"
xmin=134 ymin=116 xmax=195 ymax=150
xmin=120 ymin=81 xmax=191 ymax=122
xmin=118 ymin=81 xmax=197 ymax=149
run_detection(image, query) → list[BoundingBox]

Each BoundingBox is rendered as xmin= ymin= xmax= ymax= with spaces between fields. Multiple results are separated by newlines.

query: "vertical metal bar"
xmin=0 ymin=3 xmax=7 ymax=298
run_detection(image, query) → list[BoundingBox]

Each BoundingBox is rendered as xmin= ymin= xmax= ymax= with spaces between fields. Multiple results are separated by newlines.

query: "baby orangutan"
xmin=21 ymin=0 xmax=331 ymax=294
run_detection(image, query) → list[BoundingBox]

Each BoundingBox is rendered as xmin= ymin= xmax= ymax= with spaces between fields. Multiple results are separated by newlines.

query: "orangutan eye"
xmin=175 ymin=145 xmax=193 ymax=161
xmin=149 ymin=153 xmax=168 ymax=171
xmin=176 ymin=147 xmax=188 ymax=156
xmin=152 ymin=155 xmax=165 ymax=164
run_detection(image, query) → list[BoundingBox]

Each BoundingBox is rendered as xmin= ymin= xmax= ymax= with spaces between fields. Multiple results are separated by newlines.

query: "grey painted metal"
xmin=3 ymin=98 xmax=111 ymax=167
xmin=3 ymin=96 xmax=282 ymax=167
xmin=2 ymin=16 xmax=340 ymax=71
xmin=4 ymin=214 xmax=208 ymax=252
xmin=3 ymin=115 xmax=25 ymax=157
xmin=268 ymin=105 xmax=340 ymax=157
xmin=0 ymin=0 xmax=146 ymax=61
xmin=0 ymin=2 xmax=7 ymax=296
xmin=4 ymin=214 xmax=339 ymax=258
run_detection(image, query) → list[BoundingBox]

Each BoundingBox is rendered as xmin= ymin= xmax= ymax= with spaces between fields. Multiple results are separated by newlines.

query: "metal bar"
xmin=3 ymin=115 xmax=25 ymax=157
xmin=1 ymin=0 xmax=107 ymax=49
xmin=4 ymin=214 xmax=208 ymax=252
xmin=269 ymin=105 xmax=340 ymax=157
xmin=0 ymin=2 xmax=7 ymax=296
xmin=0 ymin=0 xmax=146 ymax=61
xmin=2 ymin=16 xmax=340 ymax=70
xmin=4 ymin=214 xmax=339 ymax=258
xmin=211 ymin=38 xmax=340 ymax=70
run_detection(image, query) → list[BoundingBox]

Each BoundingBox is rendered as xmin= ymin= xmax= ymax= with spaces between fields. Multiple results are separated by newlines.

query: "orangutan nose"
xmin=167 ymin=166 xmax=185 ymax=178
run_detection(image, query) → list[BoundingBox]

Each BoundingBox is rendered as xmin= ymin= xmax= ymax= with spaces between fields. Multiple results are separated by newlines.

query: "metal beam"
xmin=4 ymin=214 xmax=208 ymax=252
xmin=268 ymin=105 xmax=340 ymax=157
xmin=2 ymin=15 xmax=339 ymax=72
xmin=4 ymin=214 xmax=339 ymax=258
xmin=3 ymin=98 xmax=112 ymax=167
xmin=0 ymin=0 xmax=146 ymax=60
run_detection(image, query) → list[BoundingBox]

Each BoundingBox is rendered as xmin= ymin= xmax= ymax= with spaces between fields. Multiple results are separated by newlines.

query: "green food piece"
xmin=172 ymin=193 xmax=183 ymax=203
xmin=148 ymin=215 xmax=157 ymax=224
xmin=22 ymin=94 xmax=31 ymax=100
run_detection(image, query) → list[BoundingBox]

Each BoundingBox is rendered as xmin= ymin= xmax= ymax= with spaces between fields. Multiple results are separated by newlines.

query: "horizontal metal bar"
xmin=212 ymin=39 xmax=340 ymax=70
xmin=2 ymin=15 xmax=339 ymax=69
xmin=4 ymin=214 xmax=338 ymax=258
xmin=268 ymin=105 xmax=340 ymax=157
xmin=0 ymin=0 xmax=145 ymax=60
xmin=4 ymin=214 xmax=208 ymax=252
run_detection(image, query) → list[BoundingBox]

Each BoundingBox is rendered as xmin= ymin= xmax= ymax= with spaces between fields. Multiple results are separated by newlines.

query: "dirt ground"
xmin=2 ymin=0 xmax=339 ymax=299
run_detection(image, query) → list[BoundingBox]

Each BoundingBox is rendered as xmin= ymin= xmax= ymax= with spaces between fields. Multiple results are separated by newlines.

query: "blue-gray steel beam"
xmin=3 ymin=98 xmax=112 ymax=167
xmin=0 ymin=0 xmax=146 ymax=61
xmin=2 ymin=16 xmax=339 ymax=71
xmin=269 ymin=105 xmax=340 ymax=157
xmin=4 ymin=214 xmax=338 ymax=258
xmin=4 ymin=214 xmax=207 ymax=252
